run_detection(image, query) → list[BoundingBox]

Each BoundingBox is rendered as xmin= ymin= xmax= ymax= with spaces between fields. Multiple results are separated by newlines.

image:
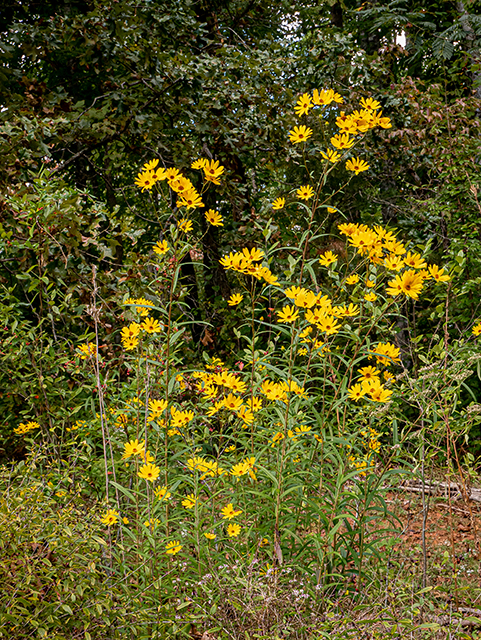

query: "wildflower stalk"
xmin=249 ymin=279 xmax=257 ymax=456
xmin=273 ymin=317 xmax=298 ymax=556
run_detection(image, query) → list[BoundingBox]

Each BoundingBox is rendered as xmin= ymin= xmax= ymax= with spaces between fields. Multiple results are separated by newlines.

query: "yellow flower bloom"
xmin=141 ymin=317 xmax=161 ymax=333
xmin=386 ymin=269 xmax=425 ymax=300
xmin=137 ymin=463 xmax=161 ymax=482
xmin=77 ymin=342 xmax=97 ymax=360
xmin=364 ymin=292 xmax=377 ymax=302
xmin=14 ymin=420 xmax=40 ymax=435
xmin=170 ymin=406 xmax=194 ymax=427
xmin=204 ymin=532 xmax=216 ymax=540
xmin=191 ymin=158 xmax=208 ymax=170
xmin=338 ymin=222 xmax=358 ymax=236
xmin=223 ymin=393 xmax=243 ymax=411
xmin=384 ymin=255 xmax=404 ymax=271
xmin=428 ymin=264 xmax=450 ymax=282
xmin=152 ymin=486 xmax=170 ymax=502
xmin=312 ymin=88 xmax=338 ymax=106
xmin=330 ymin=133 xmax=355 ymax=149
xmin=261 ymin=380 xmax=288 ymax=402
xmin=360 ymin=97 xmax=381 ymax=111
xmin=270 ymin=431 xmax=285 ymax=446
xmin=370 ymin=341 xmax=401 ymax=365
xmin=294 ymin=92 xmax=313 ymax=116
xmin=221 ymin=503 xmax=242 ymax=520
xmin=335 ymin=112 xmax=358 ymax=134
xmin=320 ymin=149 xmax=341 ymax=163
xmin=472 ymin=322 xmax=481 ymax=337
xmin=205 ymin=209 xmax=224 ymax=226
xmin=151 ymin=166 xmax=167 ymax=182
xmin=178 ymin=218 xmax=193 ymax=233
xmin=101 ymin=509 xmax=119 ymax=526
xmin=124 ymin=298 xmax=154 ymax=316
xmin=177 ymin=189 xmax=204 ymax=209
xmin=120 ymin=322 xmax=141 ymax=340
xmin=284 ymin=285 xmax=303 ymax=299
xmin=153 ymin=240 xmax=169 ymax=255
xmin=122 ymin=439 xmax=145 ymax=459
xmin=249 ymin=397 xmax=262 ymax=412
xmin=182 ymin=494 xmax=197 ymax=509
xmin=148 ymin=398 xmax=168 ymax=422
xmin=369 ymin=386 xmax=393 ymax=403
xmin=373 ymin=111 xmax=392 ymax=128
xmin=358 ymin=366 xmax=381 ymax=384
xmin=319 ymin=250 xmax=338 ymax=267
xmin=142 ymin=159 xmax=159 ymax=172
xmin=346 ymin=274 xmax=359 ymax=285
xmin=169 ymin=174 xmax=194 ymax=195
xmin=293 ymin=289 xmax=318 ymax=308
xmin=347 ymin=384 xmax=367 ymax=401
xmin=134 ymin=170 xmax=156 ymax=191
xmin=203 ymin=159 xmax=224 ymax=184
xmin=272 ymin=197 xmax=285 ymax=210
xmin=351 ymin=109 xmax=373 ymax=133
xmin=144 ymin=518 xmax=160 ymax=529
xmin=404 ymin=251 xmax=427 ymax=270
xmin=122 ymin=336 xmax=139 ymax=351
xmin=186 ymin=456 xmax=208 ymax=473
xmin=227 ymin=523 xmax=241 ymax=537
xmin=346 ymin=157 xmax=370 ymax=174
xmin=165 ymin=167 xmax=180 ymax=181
xmin=243 ymin=247 xmax=264 ymax=262
xmin=288 ymin=125 xmax=313 ymax=144
xmin=277 ymin=305 xmax=300 ymax=323
xmin=309 ymin=313 xmax=340 ymax=335
xmin=228 ymin=293 xmax=243 ymax=306
xmin=296 ymin=185 xmax=314 ymax=200
xmin=165 ymin=540 xmax=182 ymax=555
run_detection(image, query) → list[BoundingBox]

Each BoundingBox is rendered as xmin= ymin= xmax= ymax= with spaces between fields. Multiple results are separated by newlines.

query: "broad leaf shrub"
xmin=4 ymin=89 xmax=481 ymax=639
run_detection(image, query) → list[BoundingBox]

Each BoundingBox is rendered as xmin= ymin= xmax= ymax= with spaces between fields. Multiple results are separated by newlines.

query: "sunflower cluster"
xmin=120 ymin=315 xmax=163 ymax=350
xmin=347 ymin=365 xmax=393 ymax=403
xmin=339 ymin=223 xmax=450 ymax=300
xmin=369 ymin=341 xmax=401 ymax=366
xmin=230 ymin=456 xmax=257 ymax=480
xmin=186 ymin=455 xmax=226 ymax=479
xmin=134 ymin=159 xmax=167 ymax=191
xmin=348 ymin=454 xmax=375 ymax=476
xmin=191 ymin=158 xmax=225 ymax=185
xmin=121 ymin=438 xmax=156 ymax=463
xmin=288 ymin=90 xmax=392 ymax=180
xmin=260 ymin=379 xmax=306 ymax=402
xmin=14 ymin=420 xmax=40 ymax=435
xmin=170 ymin=406 xmax=195 ymax=430
xmin=277 ymin=285 xmax=358 ymax=340
xmin=193 ymin=366 xmax=262 ymax=427
xmin=219 ymin=247 xmax=279 ymax=286
xmin=147 ymin=398 xmax=168 ymax=422
xmin=360 ymin=427 xmax=382 ymax=454
xmin=134 ymin=160 xmax=206 ymax=210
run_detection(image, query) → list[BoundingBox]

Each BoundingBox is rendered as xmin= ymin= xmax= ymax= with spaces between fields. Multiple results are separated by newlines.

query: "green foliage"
xmin=0 ymin=172 xmax=126 ymax=455
xmin=1 ymin=1 xmax=481 ymax=636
